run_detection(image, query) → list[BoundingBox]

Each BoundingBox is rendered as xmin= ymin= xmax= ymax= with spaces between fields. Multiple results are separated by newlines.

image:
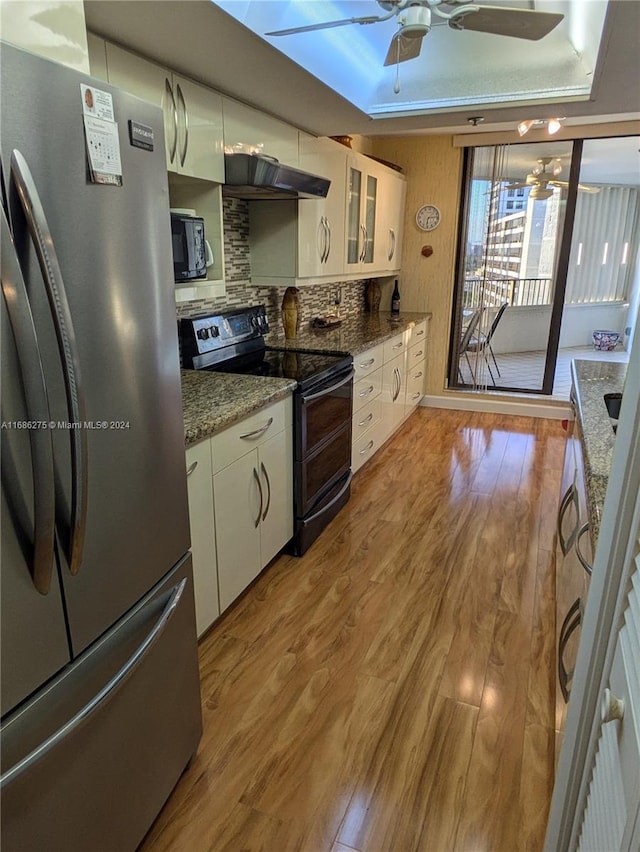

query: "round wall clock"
xmin=416 ymin=204 xmax=441 ymax=231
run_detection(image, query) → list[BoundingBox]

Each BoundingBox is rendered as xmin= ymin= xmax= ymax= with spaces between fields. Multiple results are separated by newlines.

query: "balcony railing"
xmin=463 ymin=277 xmax=553 ymax=308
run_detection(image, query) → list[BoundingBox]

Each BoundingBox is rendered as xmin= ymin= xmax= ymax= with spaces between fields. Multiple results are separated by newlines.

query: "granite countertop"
xmin=571 ymin=359 xmax=627 ymax=546
xmin=265 ymin=311 xmax=431 ymax=357
xmin=181 ymin=370 xmax=296 ymax=447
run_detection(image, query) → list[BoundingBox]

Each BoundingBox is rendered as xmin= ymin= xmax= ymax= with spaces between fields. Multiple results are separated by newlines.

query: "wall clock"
xmin=416 ymin=204 xmax=441 ymax=231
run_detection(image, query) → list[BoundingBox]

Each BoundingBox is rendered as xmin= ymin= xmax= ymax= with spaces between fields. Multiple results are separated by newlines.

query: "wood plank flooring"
xmin=141 ymin=408 xmax=565 ymax=852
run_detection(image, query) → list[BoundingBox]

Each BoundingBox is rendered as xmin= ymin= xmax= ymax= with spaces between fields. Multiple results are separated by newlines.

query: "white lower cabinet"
xmin=185 ymin=441 xmax=219 ymax=637
xmin=351 ymin=319 xmax=429 ymax=474
xmin=212 ymin=399 xmax=293 ymax=613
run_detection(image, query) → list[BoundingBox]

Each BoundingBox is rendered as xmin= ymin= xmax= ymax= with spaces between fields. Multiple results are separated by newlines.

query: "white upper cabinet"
xmin=104 ymin=43 xmax=223 ymax=183
xmin=345 ymin=154 xmax=380 ymax=274
xmin=1 ymin=0 xmax=89 ymax=72
xmin=222 ymin=98 xmax=298 ymax=166
xmin=376 ymin=168 xmax=406 ymax=273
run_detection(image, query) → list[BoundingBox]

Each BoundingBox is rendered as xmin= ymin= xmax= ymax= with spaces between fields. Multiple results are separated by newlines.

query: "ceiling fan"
xmin=265 ymin=0 xmax=564 ymax=67
xmin=505 ymin=157 xmax=600 ymax=199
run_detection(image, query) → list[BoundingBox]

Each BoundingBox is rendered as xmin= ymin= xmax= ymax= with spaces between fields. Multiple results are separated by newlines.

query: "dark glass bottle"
xmin=391 ymin=280 xmax=400 ymax=314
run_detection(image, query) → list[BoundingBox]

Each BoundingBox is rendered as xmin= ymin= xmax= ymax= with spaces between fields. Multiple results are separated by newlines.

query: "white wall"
xmin=0 ymin=0 xmax=89 ymax=72
xmin=490 ymin=303 xmax=629 ymax=353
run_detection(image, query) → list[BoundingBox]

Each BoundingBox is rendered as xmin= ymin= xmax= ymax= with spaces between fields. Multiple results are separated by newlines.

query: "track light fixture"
xmin=516 ymin=117 xmax=564 ymax=137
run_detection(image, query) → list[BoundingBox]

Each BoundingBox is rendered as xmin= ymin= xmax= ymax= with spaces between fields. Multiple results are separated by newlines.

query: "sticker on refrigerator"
xmin=81 ymin=83 xmax=122 ymax=185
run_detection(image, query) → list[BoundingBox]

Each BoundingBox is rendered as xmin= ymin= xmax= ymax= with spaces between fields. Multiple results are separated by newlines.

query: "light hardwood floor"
xmin=141 ymin=408 xmax=565 ymax=852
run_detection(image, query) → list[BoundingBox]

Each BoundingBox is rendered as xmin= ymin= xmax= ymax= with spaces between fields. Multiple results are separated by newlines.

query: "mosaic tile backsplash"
xmin=175 ymin=197 xmax=370 ymax=331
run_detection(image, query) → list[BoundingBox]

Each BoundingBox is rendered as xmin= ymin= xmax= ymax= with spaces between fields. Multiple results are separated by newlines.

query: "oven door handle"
xmin=301 ymin=369 xmax=354 ymax=404
xmin=305 ymin=472 xmax=353 ymax=524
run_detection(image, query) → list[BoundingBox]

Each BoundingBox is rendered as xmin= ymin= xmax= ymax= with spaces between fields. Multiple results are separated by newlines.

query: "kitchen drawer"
xmin=352 ymin=421 xmax=384 ymax=474
xmin=352 ymin=397 xmax=382 ymax=442
xmin=383 ymin=331 xmax=406 ymax=362
xmin=407 ymin=339 xmax=427 ymax=370
xmin=354 ymin=344 xmax=384 ymax=380
xmin=406 ymin=364 xmax=425 ymax=408
xmin=211 ymin=397 xmax=291 ymax=473
xmin=409 ymin=319 xmax=428 ymax=345
xmin=353 ymin=368 xmax=383 ymax=413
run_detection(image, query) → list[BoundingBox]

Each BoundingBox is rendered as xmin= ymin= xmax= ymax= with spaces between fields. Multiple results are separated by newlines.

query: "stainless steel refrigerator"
xmin=1 ymin=43 xmax=202 ymax=851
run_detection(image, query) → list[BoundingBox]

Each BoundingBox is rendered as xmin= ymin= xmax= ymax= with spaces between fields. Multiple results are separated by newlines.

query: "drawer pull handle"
xmin=412 ymin=392 xmax=421 ymax=400
xmin=359 ymin=384 xmax=374 ymax=398
xmin=415 ymin=350 xmax=423 ymax=358
xmin=414 ymin=371 xmax=423 ymax=379
xmin=575 ymin=523 xmax=592 ymax=575
xmin=186 ymin=460 xmax=198 ymax=477
xmin=360 ymin=440 xmax=375 ymax=455
xmin=360 ymin=358 xmax=375 ymax=368
xmin=392 ymin=342 xmax=403 ymax=350
xmin=416 ymin=329 xmax=425 ymax=336
xmin=358 ymin=412 xmax=374 ymax=427
xmin=240 ymin=417 xmax=274 ymax=440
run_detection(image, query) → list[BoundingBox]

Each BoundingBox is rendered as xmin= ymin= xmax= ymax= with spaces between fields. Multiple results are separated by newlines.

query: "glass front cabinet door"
xmin=346 ymin=157 xmax=378 ymax=272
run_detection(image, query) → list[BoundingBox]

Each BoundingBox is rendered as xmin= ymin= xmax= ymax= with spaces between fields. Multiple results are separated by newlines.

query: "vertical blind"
xmin=565 ymin=186 xmax=639 ymax=304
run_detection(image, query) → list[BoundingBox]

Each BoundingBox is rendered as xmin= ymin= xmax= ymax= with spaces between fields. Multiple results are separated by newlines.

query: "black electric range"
xmin=178 ymin=305 xmax=354 ymax=555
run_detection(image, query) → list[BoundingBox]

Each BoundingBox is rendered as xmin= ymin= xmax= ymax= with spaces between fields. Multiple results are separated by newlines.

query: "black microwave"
xmin=170 ymin=212 xmax=208 ymax=282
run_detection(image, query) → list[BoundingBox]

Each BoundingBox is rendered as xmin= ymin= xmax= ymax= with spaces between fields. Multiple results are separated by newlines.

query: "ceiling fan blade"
xmin=383 ymin=32 xmax=424 ymax=67
xmin=504 ymin=182 xmax=529 ymax=190
xmin=448 ymin=6 xmax=564 ymax=41
xmin=551 ymin=180 xmax=601 ymax=193
xmin=266 ymin=15 xmax=385 ymax=37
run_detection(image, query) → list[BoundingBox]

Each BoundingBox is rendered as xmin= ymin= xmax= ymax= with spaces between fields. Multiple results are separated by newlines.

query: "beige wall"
xmin=371 ymin=135 xmax=463 ymax=395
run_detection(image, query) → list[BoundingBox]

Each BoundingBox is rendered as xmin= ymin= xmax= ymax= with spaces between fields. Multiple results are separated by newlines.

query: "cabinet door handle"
xmin=360 ymin=357 xmax=375 ymax=368
xmin=388 ymin=227 xmax=395 ymax=262
xmin=558 ymin=598 xmax=582 ymax=702
xmin=557 ymin=483 xmax=579 ymax=556
xmin=358 ymin=412 xmax=374 ymax=428
xmin=359 ymin=384 xmax=374 ymax=398
xmin=260 ymin=461 xmax=271 ymax=521
xmin=186 ymin=460 xmax=198 ymax=477
xmin=176 ymin=83 xmax=188 ymax=167
xmin=164 ymin=78 xmax=178 ymax=164
xmin=253 ymin=467 xmax=263 ymax=528
xmin=317 ymin=217 xmax=326 ymax=263
xmin=325 ymin=218 xmax=332 ymax=263
xmin=575 ymin=523 xmax=592 ymax=575
xmin=240 ymin=417 xmax=274 ymax=440
xmin=359 ymin=440 xmax=375 ymax=455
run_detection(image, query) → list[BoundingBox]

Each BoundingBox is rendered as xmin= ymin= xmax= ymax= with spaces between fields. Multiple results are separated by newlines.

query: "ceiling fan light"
xmin=547 ymin=118 xmax=562 ymax=135
xmin=517 ymin=119 xmax=534 ymax=137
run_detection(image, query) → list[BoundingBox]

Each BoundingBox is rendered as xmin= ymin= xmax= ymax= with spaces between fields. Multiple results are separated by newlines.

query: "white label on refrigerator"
xmin=83 ymin=115 xmax=123 ymax=186
xmin=81 ymin=84 xmax=115 ymax=122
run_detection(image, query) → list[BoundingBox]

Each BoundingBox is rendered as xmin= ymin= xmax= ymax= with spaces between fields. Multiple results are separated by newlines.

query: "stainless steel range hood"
xmin=223 ymin=153 xmax=330 ymax=200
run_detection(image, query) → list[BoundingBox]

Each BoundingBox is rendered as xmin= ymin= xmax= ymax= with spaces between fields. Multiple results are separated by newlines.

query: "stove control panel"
xmin=179 ymin=304 xmax=270 ymax=368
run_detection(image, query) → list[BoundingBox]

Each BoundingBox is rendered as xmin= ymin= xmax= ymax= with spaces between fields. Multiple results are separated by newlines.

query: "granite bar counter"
xmin=181 ymin=370 xmax=296 ymax=447
xmin=571 ymin=358 xmax=627 ymax=547
xmin=265 ymin=311 xmax=431 ymax=357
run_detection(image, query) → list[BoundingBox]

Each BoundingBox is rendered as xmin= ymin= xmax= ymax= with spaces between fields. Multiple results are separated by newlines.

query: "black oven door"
xmin=296 ymin=421 xmax=352 ymax=517
xmin=295 ymin=367 xmax=354 ymax=462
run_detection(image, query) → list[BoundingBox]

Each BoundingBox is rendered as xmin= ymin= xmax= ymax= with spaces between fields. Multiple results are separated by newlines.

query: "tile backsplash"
xmin=175 ymin=197 xmax=369 ymax=329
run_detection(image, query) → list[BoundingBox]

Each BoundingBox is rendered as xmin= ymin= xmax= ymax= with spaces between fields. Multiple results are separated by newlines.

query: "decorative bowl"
xmin=592 ymin=330 xmax=620 ymax=351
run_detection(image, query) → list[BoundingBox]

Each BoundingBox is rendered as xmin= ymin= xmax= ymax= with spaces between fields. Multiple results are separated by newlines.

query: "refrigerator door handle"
xmin=10 ymin=149 xmax=88 ymax=577
xmin=0 ymin=577 xmax=188 ymax=789
xmin=1 ymin=205 xmax=56 ymax=595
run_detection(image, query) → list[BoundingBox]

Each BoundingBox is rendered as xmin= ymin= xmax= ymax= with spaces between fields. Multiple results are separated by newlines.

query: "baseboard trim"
xmin=420 ymin=393 xmax=571 ymax=420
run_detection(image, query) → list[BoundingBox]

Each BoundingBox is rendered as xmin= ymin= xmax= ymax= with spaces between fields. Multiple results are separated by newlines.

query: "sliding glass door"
xmin=449 ymin=140 xmax=579 ymax=394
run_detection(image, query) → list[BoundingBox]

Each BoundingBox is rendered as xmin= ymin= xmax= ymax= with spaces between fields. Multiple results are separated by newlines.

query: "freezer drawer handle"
xmin=240 ymin=417 xmax=273 ymax=440
xmin=11 ymin=150 xmax=88 ymax=577
xmin=0 ymin=578 xmax=188 ymax=789
xmin=0 ymin=204 xmax=55 ymax=594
